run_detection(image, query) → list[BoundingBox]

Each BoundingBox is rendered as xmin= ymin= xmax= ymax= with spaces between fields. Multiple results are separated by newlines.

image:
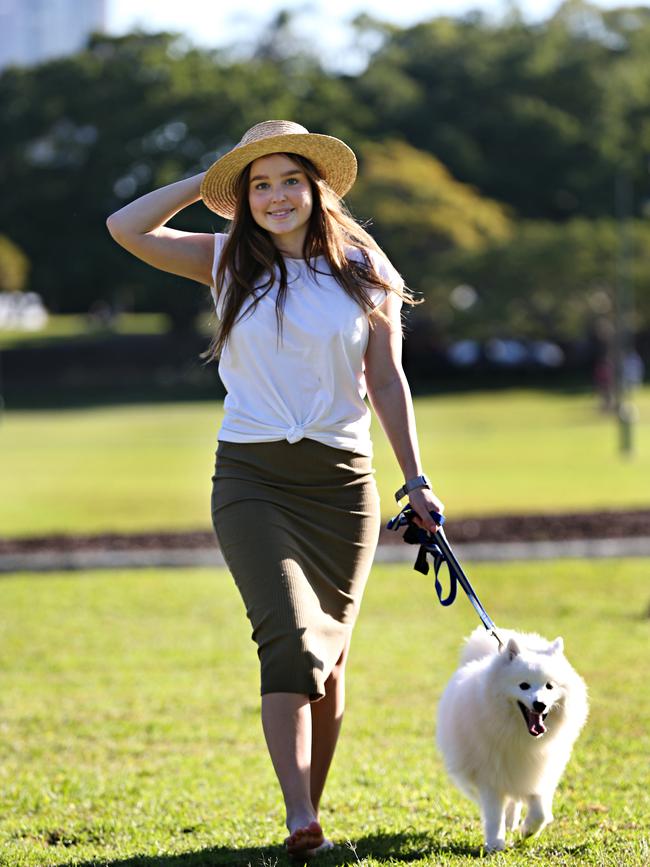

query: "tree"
xmin=431 ymin=219 xmax=650 ymax=342
xmin=1 ymin=9 xmax=650 ymax=349
xmin=0 ymin=31 xmax=362 ymax=327
xmin=0 ymin=235 xmax=29 ymax=293
xmin=352 ymin=3 xmax=650 ymax=220
xmin=348 ymin=139 xmax=512 ymax=292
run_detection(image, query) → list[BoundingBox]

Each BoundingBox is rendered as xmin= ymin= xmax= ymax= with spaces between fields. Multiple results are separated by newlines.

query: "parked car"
xmin=447 ymin=338 xmax=565 ymax=369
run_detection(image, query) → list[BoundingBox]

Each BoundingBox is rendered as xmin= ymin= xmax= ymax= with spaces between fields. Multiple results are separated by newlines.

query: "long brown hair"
xmin=203 ymin=153 xmax=417 ymax=361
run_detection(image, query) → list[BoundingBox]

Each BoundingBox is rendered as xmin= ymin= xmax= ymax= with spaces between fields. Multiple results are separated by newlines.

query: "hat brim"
xmin=200 ymin=132 xmax=357 ymax=219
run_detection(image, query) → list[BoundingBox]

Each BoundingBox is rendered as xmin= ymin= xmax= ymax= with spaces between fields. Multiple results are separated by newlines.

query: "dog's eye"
xmin=546 ymin=682 xmax=553 ymax=690
xmin=519 ymin=682 xmax=530 ymax=690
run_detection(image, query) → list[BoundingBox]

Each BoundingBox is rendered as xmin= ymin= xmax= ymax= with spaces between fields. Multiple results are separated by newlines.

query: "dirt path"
xmin=2 ymin=509 xmax=648 ymax=554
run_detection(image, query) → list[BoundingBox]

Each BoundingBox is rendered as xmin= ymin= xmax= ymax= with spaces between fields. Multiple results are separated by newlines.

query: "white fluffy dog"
xmin=436 ymin=627 xmax=588 ymax=851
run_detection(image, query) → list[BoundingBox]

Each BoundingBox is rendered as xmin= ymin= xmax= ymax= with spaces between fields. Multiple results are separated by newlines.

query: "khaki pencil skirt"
xmin=211 ymin=438 xmax=381 ymax=701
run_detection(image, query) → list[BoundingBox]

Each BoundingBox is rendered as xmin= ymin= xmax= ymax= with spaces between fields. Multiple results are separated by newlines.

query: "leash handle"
xmin=386 ymin=503 xmax=445 ymax=531
xmin=387 ymin=506 xmax=503 ymax=649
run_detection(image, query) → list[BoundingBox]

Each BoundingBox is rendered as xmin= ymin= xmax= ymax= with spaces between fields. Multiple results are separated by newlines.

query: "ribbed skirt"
xmin=211 ymin=438 xmax=381 ymax=701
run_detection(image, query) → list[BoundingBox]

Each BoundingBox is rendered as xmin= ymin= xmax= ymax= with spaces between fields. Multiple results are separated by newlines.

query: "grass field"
xmin=0 ymin=314 xmax=171 ymax=349
xmin=0 ymin=558 xmax=648 ymax=866
xmin=1 ymin=388 xmax=649 ymax=537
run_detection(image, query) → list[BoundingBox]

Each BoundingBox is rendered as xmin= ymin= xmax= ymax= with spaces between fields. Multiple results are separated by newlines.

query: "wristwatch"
xmin=394 ymin=474 xmax=431 ymax=502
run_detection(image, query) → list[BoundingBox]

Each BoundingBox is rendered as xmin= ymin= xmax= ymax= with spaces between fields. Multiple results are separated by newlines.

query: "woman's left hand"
xmin=408 ymin=486 xmax=445 ymax=534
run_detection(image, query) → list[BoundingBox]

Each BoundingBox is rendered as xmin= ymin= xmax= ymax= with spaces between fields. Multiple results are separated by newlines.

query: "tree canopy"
xmin=0 ymin=235 xmax=29 ymax=293
xmin=0 ymin=1 xmax=648 ymax=343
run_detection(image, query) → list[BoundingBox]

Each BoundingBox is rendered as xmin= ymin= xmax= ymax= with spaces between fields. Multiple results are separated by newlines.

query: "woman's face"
xmin=247 ymin=153 xmax=313 ymax=256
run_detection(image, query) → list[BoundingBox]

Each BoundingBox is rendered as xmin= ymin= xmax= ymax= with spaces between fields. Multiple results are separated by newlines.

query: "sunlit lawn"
xmin=0 ymin=558 xmax=648 ymax=865
xmin=1 ymin=388 xmax=648 ymax=537
xmin=0 ymin=314 xmax=170 ymax=349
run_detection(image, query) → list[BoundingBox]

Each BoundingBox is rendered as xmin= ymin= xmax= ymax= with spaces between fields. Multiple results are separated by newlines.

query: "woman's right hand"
xmin=408 ymin=486 xmax=445 ymax=534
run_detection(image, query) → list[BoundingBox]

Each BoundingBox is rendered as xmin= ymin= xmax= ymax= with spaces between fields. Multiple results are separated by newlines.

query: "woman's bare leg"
xmin=260 ymin=638 xmax=351 ymax=851
xmin=310 ymin=637 xmax=350 ymax=814
xmin=261 ymin=692 xmax=325 ymax=853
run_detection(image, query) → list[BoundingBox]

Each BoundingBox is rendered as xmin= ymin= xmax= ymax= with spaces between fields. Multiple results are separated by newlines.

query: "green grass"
xmin=0 ymin=313 xmax=170 ymax=349
xmin=1 ymin=388 xmax=649 ymax=537
xmin=0 ymin=559 xmax=648 ymax=865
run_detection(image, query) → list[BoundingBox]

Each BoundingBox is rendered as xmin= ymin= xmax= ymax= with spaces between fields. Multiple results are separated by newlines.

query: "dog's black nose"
xmin=533 ymin=701 xmax=546 ymax=713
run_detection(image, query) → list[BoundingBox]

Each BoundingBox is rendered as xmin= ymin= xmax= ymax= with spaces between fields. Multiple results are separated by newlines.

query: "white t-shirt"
xmin=209 ymin=233 xmax=403 ymax=456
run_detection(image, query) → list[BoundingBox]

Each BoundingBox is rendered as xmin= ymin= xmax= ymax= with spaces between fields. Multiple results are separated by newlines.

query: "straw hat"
xmin=200 ymin=120 xmax=357 ymax=219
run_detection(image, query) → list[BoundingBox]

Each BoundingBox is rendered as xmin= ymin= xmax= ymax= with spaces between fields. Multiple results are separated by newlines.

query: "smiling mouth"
xmin=268 ymin=208 xmax=295 ymax=218
xmin=517 ymin=701 xmax=548 ymax=737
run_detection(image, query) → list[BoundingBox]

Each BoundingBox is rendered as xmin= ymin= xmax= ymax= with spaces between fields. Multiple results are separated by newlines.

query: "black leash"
xmin=387 ymin=504 xmax=504 ymax=649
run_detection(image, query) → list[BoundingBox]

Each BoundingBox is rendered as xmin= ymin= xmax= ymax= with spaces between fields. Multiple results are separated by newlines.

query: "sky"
xmin=107 ymin=0 xmax=637 ymax=59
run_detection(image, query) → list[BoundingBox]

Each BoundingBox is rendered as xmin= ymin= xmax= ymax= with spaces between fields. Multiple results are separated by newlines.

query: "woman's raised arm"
xmin=106 ymin=172 xmax=215 ymax=286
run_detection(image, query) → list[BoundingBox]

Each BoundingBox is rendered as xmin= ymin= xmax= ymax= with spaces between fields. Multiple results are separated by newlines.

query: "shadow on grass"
xmin=72 ymin=830 xmax=478 ymax=866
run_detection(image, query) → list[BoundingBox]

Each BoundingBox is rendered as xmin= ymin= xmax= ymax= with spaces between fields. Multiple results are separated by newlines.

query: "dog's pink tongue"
xmin=528 ymin=713 xmax=546 ymax=737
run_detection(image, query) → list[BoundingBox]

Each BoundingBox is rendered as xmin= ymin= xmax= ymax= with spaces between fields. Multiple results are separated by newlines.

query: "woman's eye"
xmin=254 ymin=182 xmax=269 ymax=190
xmin=285 ymin=177 xmax=298 ymax=185
xmin=519 ymin=682 xmax=530 ymax=690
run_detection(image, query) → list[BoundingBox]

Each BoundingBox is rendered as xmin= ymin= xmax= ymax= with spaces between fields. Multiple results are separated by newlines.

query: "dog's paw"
xmin=484 ymin=838 xmax=506 ymax=853
xmin=521 ymin=816 xmax=551 ymax=838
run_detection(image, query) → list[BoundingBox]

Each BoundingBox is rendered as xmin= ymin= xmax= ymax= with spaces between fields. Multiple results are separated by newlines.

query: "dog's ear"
xmin=550 ymin=637 xmax=564 ymax=654
xmin=505 ymin=638 xmax=520 ymax=660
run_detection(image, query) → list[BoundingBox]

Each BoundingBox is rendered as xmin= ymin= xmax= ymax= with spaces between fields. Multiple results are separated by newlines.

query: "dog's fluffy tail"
xmin=459 ymin=626 xmax=504 ymax=665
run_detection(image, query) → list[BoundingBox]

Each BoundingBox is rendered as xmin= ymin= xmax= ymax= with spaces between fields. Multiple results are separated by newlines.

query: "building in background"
xmin=0 ymin=0 xmax=106 ymax=69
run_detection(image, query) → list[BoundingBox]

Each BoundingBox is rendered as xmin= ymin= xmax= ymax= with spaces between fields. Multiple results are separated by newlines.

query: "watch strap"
xmin=394 ymin=474 xmax=431 ymax=502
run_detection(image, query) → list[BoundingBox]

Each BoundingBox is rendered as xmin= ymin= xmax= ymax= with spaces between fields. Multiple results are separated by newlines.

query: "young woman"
xmin=107 ymin=120 xmax=444 ymax=858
